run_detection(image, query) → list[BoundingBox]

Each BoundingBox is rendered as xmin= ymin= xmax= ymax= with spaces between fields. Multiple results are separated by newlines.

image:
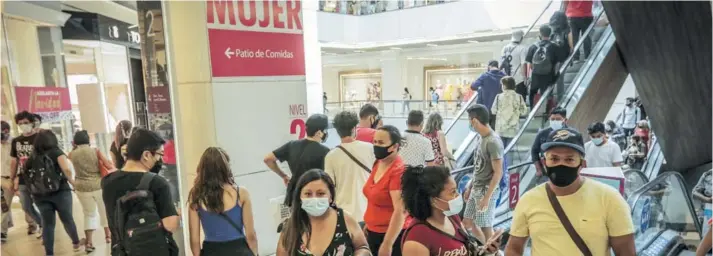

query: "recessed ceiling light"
xmin=353 ymin=50 xmax=365 ymax=53
xmin=427 ymin=43 xmax=438 ymax=47
xmin=390 ymin=47 xmax=402 ymax=50
xmin=467 ymin=40 xmax=479 ymax=43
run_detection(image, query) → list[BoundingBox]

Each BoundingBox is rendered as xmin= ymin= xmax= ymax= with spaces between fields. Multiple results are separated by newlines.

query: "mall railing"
xmin=628 ymin=172 xmax=703 ymax=252
xmin=324 ymin=99 xmax=469 ymax=118
xmin=319 ymin=0 xmax=458 ymax=16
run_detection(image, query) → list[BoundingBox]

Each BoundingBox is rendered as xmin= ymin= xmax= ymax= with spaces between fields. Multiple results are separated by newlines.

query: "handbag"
xmin=96 ymin=149 xmax=115 ymax=177
xmin=545 ymin=185 xmax=593 ymax=256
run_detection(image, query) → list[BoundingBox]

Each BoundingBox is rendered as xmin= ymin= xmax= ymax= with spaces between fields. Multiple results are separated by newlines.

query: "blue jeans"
xmin=34 ymin=190 xmax=80 ymax=255
xmin=18 ymin=185 xmax=41 ymax=226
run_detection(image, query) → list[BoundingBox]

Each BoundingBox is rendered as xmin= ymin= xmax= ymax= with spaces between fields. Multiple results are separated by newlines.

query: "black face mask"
xmin=321 ymin=131 xmax=328 ymax=143
xmin=544 ymin=165 xmax=580 ymax=187
xmin=1 ymin=133 xmax=8 ymax=141
xmin=373 ymin=144 xmax=393 ymax=160
xmin=150 ymin=159 xmax=164 ymax=174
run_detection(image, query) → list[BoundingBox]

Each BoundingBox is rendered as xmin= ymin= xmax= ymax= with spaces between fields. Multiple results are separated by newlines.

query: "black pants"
xmin=528 ymin=75 xmax=554 ymax=110
xmin=569 ymin=16 xmax=594 ymax=60
xmin=623 ymin=128 xmax=635 ymax=138
xmin=366 ymin=229 xmax=404 ymax=256
xmin=201 ymin=238 xmax=254 ymax=256
xmin=489 ymin=114 xmax=496 ymax=128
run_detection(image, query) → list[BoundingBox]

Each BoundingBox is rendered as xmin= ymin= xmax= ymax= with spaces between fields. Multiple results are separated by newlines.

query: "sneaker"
xmin=1 ymin=232 xmax=7 ymax=243
xmin=27 ymin=224 xmax=38 ymax=235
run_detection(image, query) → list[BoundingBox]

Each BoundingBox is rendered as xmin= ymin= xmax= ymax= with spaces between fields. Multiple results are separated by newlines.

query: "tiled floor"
xmin=0 ymin=193 xmax=185 ymax=256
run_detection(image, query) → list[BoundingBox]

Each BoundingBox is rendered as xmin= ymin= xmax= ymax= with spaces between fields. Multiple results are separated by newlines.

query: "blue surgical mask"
xmin=550 ymin=120 xmax=563 ymax=130
xmin=592 ymin=137 xmax=604 ymax=146
xmin=301 ymin=197 xmax=330 ymax=217
xmin=435 ymin=195 xmax=463 ymax=217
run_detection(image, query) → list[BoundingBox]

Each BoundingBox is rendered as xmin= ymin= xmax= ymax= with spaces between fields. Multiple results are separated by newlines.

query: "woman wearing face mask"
xmin=363 ymin=125 xmax=406 ymax=256
xmin=401 ymin=165 xmax=502 ymax=255
xmin=188 ymin=147 xmax=258 ymax=256
xmin=277 ymin=169 xmax=370 ymax=256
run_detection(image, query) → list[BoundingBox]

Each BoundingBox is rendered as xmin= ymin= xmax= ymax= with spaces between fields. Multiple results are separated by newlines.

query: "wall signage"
xmin=206 ymin=0 xmax=306 ymax=77
xmin=14 ymin=87 xmax=72 ymax=122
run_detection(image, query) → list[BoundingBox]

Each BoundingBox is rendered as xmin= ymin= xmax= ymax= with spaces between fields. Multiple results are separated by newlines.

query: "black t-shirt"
xmin=273 ymin=139 xmax=330 ymax=206
xmin=25 ymin=148 xmax=72 ymax=194
xmin=10 ymin=133 xmax=37 ymax=185
xmin=101 ymin=171 xmax=178 ymax=247
xmin=525 ymin=40 xmax=567 ymax=78
xmin=110 ymin=141 xmax=125 ymax=169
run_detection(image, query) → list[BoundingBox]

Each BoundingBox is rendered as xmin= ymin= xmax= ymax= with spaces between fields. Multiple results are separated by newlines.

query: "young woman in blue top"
xmin=188 ymin=147 xmax=258 ymax=255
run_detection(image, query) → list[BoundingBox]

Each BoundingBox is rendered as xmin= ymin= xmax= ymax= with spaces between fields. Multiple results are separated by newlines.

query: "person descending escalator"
xmin=532 ymin=107 xmax=568 ymax=182
xmin=585 ymin=122 xmax=623 ymax=168
xmin=505 ymin=128 xmax=636 ymax=256
xmin=618 ymin=97 xmax=641 ymax=137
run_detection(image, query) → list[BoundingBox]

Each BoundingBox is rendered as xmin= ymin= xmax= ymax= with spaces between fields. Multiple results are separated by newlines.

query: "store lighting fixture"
xmin=390 ymin=47 xmax=402 ymax=50
xmin=353 ymin=50 xmax=365 ymax=53
xmin=467 ymin=40 xmax=480 ymax=43
xmin=426 ymin=43 xmax=438 ymax=47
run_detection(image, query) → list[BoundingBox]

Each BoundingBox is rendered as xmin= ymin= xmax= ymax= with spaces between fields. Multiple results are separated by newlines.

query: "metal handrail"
xmin=450 ymin=160 xmax=533 ymax=176
xmin=443 ymin=0 xmax=554 ymax=136
xmin=628 ymin=171 xmax=703 ymax=238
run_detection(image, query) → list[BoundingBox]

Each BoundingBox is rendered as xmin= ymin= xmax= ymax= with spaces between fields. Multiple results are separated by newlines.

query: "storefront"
xmin=61 ymin=11 xmax=144 ymax=153
xmin=1 ymin=2 xmax=73 ymax=150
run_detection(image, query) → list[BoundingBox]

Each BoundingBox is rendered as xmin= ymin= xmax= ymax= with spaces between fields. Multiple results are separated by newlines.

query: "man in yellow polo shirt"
xmin=505 ymin=128 xmax=636 ymax=256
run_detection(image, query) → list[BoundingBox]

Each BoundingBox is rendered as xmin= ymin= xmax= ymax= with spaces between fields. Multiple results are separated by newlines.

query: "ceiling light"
xmin=467 ymin=40 xmax=479 ymax=43
xmin=390 ymin=47 xmax=402 ymax=50
xmin=427 ymin=43 xmax=438 ymax=47
xmin=353 ymin=50 xmax=365 ymax=53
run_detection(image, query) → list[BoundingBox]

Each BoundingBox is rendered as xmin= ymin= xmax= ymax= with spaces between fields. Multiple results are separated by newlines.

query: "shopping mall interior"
xmin=0 ymin=0 xmax=711 ymax=255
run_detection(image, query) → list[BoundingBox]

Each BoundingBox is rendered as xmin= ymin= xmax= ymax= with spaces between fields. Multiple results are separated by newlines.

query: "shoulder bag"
xmin=545 ymin=185 xmax=593 ymax=256
xmin=336 ymin=145 xmax=371 ymax=174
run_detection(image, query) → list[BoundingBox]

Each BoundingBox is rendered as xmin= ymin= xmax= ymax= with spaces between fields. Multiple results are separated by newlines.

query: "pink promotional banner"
xmin=206 ymin=0 xmax=306 ymax=77
xmin=14 ymin=86 xmax=71 ymax=113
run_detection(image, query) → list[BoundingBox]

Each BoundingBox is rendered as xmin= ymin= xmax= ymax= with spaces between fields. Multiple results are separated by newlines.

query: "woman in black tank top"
xmin=277 ymin=169 xmax=371 ymax=256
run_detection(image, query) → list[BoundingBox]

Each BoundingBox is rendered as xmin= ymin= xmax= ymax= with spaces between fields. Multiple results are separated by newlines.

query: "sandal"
xmin=85 ymin=243 xmax=95 ymax=253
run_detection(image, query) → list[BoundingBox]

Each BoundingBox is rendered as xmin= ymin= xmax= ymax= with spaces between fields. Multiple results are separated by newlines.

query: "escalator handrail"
xmin=503 ymin=10 xmax=607 ymax=155
xmin=628 ymin=171 xmax=703 ymax=238
xmin=623 ymin=169 xmax=650 ymax=184
xmin=450 ymin=161 xmax=534 ymax=176
xmin=444 ymin=0 xmax=554 ymax=136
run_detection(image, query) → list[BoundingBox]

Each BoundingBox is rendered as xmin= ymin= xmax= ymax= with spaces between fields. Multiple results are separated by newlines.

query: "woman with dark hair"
xmin=278 ymin=169 xmax=370 ymax=256
xmin=110 ymin=120 xmax=132 ymax=169
xmin=188 ymin=147 xmax=258 ymax=255
xmin=363 ymin=125 xmax=406 ymax=256
xmin=69 ymin=130 xmax=113 ymax=251
xmin=26 ymin=130 xmax=82 ymax=254
xmin=401 ymin=165 xmax=502 ymax=255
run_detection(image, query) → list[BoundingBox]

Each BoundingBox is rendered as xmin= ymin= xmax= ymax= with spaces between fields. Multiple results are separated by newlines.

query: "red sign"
xmin=206 ymin=0 xmax=305 ymax=77
xmin=509 ymin=172 xmax=520 ymax=209
xmin=146 ymin=86 xmax=171 ymax=113
xmin=289 ymin=103 xmax=307 ymax=139
xmin=14 ymin=87 xmax=71 ymax=113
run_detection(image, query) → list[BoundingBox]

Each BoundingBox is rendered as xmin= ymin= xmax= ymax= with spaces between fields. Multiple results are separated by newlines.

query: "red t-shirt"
xmin=162 ymin=140 xmax=176 ymax=165
xmin=355 ymin=127 xmax=376 ymax=144
xmin=566 ymin=0 xmax=593 ymax=18
xmin=402 ymin=216 xmax=469 ymax=256
xmin=363 ymin=156 xmax=405 ymax=233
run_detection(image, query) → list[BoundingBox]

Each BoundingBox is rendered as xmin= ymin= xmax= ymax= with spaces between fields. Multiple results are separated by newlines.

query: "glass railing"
xmin=624 ymin=170 xmax=649 ymax=199
xmin=324 ymin=99 xmax=468 ymax=119
xmin=319 ymin=0 xmax=458 ymax=16
xmin=629 ymin=172 xmax=702 ymax=253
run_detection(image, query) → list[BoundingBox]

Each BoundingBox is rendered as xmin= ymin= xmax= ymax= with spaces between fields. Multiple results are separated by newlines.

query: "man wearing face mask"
xmin=264 ymin=114 xmax=330 ymax=207
xmin=584 ymin=122 xmax=623 ymax=168
xmin=531 ymin=107 xmax=568 ymax=178
xmin=8 ymin=111 xmax=41 ymax=236
xmin=355 ymin=104 xmax=380 ymax=143
xmin=102 ymin=128 xmax=179 ymax=254
xmin=617 ymin=97 xmax=640 ymax=138
xmin=505 ymin=128 xmax=636 ymax=256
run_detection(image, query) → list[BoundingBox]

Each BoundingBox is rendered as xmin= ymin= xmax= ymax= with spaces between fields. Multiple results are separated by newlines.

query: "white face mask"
xmin=550 ymin=120 xmax=564 ymax=130
xmin=301 ymin=197 xmax=330 ymax=217
xmin=435 ymin=194 xmax=464 ymax=217
xmin=18 ymin=124 xmax=32 ymax=134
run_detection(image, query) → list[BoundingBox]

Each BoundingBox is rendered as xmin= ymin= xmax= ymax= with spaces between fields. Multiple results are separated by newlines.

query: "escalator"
xmin=628 ymin=172 xmax=704 ymax=255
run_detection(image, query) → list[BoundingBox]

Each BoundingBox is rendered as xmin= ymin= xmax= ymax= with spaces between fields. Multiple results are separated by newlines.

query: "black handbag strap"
xmin=218 ymin=212 xmax=244 ymax=236
xmin=545 ymin=185 xmax=593 ymax=256
xmin=336 ymin=145 xmax=371 ymax=174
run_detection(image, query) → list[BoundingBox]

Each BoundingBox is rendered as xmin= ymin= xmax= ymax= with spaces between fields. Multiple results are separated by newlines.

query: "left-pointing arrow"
xmin=225 ymin=47 xmax=235 ymax=59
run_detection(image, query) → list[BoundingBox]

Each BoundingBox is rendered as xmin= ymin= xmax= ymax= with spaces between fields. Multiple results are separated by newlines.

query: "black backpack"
xmin=531 ymin=41 xmax=554 ymax=75
xmin=111 ymin=173 xmax=175 ymax=256
xmin=500 ymin=44 xmax=516 ymax=76
xmin=25 ymin=154 xmax=63 ymax=196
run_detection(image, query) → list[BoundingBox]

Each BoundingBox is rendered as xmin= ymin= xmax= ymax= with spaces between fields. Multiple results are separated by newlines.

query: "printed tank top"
xmin=297 ymin=208 xmax=354 ymax=256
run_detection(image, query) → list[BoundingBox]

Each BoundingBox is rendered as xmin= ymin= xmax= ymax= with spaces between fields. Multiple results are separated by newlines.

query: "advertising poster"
xmin=206 ymin=0 xmax=306 ymax=77
xmin=14 ymin=86 xmax=72 ymax=122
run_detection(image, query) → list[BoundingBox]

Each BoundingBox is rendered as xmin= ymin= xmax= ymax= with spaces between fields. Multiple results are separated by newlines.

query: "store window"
xmin=1 ymin=15 xmax=73 ymax=150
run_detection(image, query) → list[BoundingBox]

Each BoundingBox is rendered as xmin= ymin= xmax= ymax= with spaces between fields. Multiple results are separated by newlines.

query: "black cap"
xmin=488 ymin=60 xmax=499 ymax=68
xmin=541 ymin=128 xmax=585 ymax=156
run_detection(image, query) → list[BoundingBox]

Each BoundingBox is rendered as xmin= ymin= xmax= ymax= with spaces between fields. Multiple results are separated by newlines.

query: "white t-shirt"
xmin=399 ymin=130 xmax=436 ymax=167
xmin=584 ymin=140 xmax=623 ymax=168
xmin=324 ymin=140 xmax=375 ymax=222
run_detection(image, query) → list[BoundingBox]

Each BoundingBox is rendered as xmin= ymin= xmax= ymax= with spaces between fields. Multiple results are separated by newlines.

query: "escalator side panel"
xmin=567 ymin=36 xmax=628 ymax=136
